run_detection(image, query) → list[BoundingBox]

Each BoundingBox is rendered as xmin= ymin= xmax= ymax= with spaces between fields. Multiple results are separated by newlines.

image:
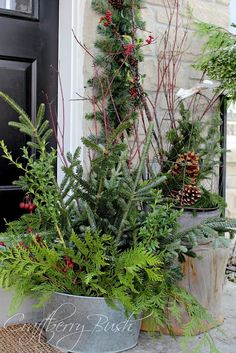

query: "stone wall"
xmin=82 ymin=0 xmax=230 ymax=123
xmin=142 ymin=0 xmax=230 ymax=92
xmin=83 ymin=0 xmax=230 ymax=85
xmin=82 ymin=0 xmax=231 ymax=174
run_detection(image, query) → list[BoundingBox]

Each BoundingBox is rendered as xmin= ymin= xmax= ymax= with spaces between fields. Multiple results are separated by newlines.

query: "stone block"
xmin=143 ymin=5 xmax=158 ymax=33
xmin=188 ymin=66 xmax=204 ymax=80
xmin=227 ymin=165 xmax=236 ymax=177
xmin=227 ymin=123 xmax=236 ymax=136
xmin=227 ymin=150 xmax=236 ymax=163
xmin=141 ymin=58 xmax=159 ymax=91
xmin=176 ymin=65 xmax=191 ymax=89
xmin=190 ymin=1 xmax=230 ymax=29
xmin=226 ymin=191 xmax=236 ymax=216
xmin=216 ymin=0 xmax=230 ymax=5
xmin=227 ymin=177 xmax=236 ymax=189
xmin=146 ymin=0 xmax=169 ymax=6
xmin=83 ymin=1 xmax=99 ymax=45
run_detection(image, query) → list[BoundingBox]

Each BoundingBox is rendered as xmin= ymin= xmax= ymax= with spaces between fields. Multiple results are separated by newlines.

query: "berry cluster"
xmin=35 ymin=234 xmax=42 ymax=243
xmin=14 ymin=231 xmax=44 ymax=253
xmin=27 ymin=227 xmax=41 ymax=242
xmin=16 ymin=241 xmax=29 ymax=250
xmin=63 ymin=256 xmax=75 ymax=273
xmin=100 ymin=10 xmax=112 ymax=27
xmin=124 ymin=43 xmax=135 ymax=56
xmin=0 ymin=241 xmax=6 ymax=251
xmin=130 ymin=86 xmax=138 ymax=98
xmin=19 ymin=194 xmax=37 ymax=213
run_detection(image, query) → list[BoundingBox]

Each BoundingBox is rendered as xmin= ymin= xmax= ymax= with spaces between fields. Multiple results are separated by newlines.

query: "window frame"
xmin=0 ymin=0 xmax=38 ymax=21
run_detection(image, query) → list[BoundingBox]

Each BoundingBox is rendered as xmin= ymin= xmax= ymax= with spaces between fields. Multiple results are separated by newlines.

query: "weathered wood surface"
xmin=142 ymin=243 xmax=230 ymax=335
xmin=181 ymin=244 xmax=229 ymax=321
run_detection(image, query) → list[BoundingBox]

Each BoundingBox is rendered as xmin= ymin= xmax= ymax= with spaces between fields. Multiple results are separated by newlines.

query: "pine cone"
xmin=175 ymin=185 xmax=202 ymax=206
xmin=171 ymin=151 xmax=199 ymax=184
xmin=108 ymin=0 xmax=124 ymax=9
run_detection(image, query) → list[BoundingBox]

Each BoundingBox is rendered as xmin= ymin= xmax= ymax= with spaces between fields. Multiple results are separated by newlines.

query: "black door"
xmin=0 ymin=0 xmax=58 ymax=230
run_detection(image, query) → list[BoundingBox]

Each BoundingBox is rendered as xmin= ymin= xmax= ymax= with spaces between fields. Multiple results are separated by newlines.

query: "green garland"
xmin=87 ymin=0 xmax=152 ymax=139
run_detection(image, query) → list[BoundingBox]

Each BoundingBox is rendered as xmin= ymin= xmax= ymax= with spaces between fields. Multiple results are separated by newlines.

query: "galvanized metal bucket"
xmin=43 ymin=293 xmax=141 ymax=353
xmin=0 ymin=288 xmax=43 ymax=328
xmin=178 ymin=208 xmax=220 ymax=232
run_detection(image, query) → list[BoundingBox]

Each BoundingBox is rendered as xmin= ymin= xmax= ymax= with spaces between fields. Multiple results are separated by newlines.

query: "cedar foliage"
xmin=194 ymin=22 xmax=236 ymax=101
xmin=0 ymin=228 xmax=164 ymax=314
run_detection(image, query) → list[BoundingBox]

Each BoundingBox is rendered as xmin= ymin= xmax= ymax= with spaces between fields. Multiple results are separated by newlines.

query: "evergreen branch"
xmin=117 ymin=122 xmax=154 ymax=242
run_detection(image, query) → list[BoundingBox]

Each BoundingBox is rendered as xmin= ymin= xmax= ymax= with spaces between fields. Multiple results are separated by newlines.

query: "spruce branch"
xmin=117 ymin=122 xmax=154 ymax=242
xmin=0 ymin=92 xmax=52 ymax=150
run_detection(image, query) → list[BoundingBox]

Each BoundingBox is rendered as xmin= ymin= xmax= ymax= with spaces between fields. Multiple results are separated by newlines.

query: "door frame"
xmin=58 ymin=0 xmax=85 ymax=180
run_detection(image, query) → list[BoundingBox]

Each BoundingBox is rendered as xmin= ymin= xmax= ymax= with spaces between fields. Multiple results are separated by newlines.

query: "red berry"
xmin=28 ymin=204 xmax=34 ymax=212
xmin=19 ymin=202 xmax=25 ymax=209
xmin=64 ymin=256 xmax=74 ymax=270
xmin=17 ymin=242 xmax=29 ymax=250
xmin=124 ymin=44 xmax=135 ymax=56
xmin=130 ymin=87 xmax=138 ymax=98
xmin=146 ymin=35 xmax=155 ymax=45
xmin=35 ymin=234 xmax=42 ymax=243
xmin=0 ymin=241 xmax=5 ymax=247
xmin=27 ymin=227 xmax=33 ymax=233
xmin=24 ymin=203 xmax=29 ymax=210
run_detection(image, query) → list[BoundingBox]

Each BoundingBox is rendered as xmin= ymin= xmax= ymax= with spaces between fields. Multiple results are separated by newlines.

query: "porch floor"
xmin=128 ymin=280 xmax=236 ymax=353
xmin=0 ymin=281 xmax=235 ymax=353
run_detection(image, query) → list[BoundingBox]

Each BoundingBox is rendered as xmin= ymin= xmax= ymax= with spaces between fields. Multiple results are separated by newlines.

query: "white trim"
xmin=230 ymin=0 xmax=236 ymax=33
xmin=5 ymin=0 xmax=11 ymax=10
xmin=58 ymin=0 xmax=85 ymax=181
